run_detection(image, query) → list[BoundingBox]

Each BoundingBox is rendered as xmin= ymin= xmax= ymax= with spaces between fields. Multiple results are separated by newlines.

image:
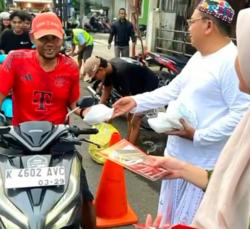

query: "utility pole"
xmin=79 ymin=0 xmax=85 ymax=27
xmin=128 ymin=0 xmax=143 ymax=57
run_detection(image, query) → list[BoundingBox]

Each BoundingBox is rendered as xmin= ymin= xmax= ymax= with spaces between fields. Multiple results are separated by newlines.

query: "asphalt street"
xmin=74 ymin=33 xmax=167 ymax=228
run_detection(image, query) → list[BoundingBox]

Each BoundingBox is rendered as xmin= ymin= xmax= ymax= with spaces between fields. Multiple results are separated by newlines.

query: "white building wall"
xmin=101 ymin=0 xmax=113 ymax=19
xmin=146 ymin=0 xmax=160 ymax=51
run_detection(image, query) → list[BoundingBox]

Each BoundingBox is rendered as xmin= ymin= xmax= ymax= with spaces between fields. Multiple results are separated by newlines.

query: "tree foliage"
xmin=0 ymin=0 xmax=5 ymax=12
xmin=72 ymin=0 xmax=80 ymax=11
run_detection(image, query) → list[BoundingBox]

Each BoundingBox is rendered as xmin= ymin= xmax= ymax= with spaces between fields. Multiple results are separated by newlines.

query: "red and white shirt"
xmin=0 ymin=50 xmax=80 ymax=125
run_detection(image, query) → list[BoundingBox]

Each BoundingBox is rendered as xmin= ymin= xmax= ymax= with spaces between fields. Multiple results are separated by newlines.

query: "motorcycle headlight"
xmin=0 ymin=215 xmax=22 ymax=229
xmin=45 ymin=156 xmax=81 ymax=227
xmin=50 ymin=206 xmax=76 ymax=229
xmin=0 ymin=172 xmax=28 ymax=228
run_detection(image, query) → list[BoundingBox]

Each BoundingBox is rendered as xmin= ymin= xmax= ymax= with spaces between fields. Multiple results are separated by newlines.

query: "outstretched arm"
xmin=112 ymin=96 xmax=137 ymax=118
xmin=145 ymin=155 xmax=209 ymax=190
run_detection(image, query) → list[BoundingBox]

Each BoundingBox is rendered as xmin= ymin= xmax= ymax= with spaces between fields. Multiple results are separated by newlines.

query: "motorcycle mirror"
xmin=77 ymin=96 xmax=95 ymax=108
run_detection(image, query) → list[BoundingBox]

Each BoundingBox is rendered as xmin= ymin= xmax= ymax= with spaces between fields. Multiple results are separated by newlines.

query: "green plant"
xmin=0 ymin=0 xmax=5 ymax=12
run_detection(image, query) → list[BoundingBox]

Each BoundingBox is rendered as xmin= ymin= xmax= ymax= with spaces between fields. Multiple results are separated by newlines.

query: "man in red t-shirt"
xmin=0 ymin=12 xmax=96 ymax=229
xmin=0 ymin=49 xmax=80 ymax=125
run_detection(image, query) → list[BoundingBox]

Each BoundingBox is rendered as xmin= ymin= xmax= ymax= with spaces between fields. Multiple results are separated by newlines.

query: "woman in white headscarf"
xmin=135 ymin=8 xmax=250 ymax=229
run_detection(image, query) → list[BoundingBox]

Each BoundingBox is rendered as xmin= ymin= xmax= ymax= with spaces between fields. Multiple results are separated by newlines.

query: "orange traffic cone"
xmin=108 ymin=132 xmax=121 ymax=147
xmin=95 ymin=132 xmax=138 ymax=228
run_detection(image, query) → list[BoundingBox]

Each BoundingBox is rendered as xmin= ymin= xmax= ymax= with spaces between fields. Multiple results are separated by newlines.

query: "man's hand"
xmin=112 ymin=96 xmax=137 ymax=118
xmin=165 ymin=119 xmax=195 ymax=140
xmin=107 ymin=44 xmax=111 ymax=49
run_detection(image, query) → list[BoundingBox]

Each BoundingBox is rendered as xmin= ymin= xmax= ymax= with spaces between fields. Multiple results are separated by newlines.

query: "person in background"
xmin=112 ymin=0 xmax=250 ymax=225
xmin=69 ymin=27 xmax=94 ymax=76
xmin=0 ymin=10 xmax=33 ymax=54
xmin=108 ymin=8 xmax=136 ymax=57
xmin=23 ymin=11 xmax=32 ymax=32
xmin=83 ymin=56 xmax=159 ymax=145
xmin=0 ymin=12 xmax=96 ymax=229
xmin=89 ymin=12 xmax=100 ymax=31
xmin=0 ymin=11 xmax=11 ymax=35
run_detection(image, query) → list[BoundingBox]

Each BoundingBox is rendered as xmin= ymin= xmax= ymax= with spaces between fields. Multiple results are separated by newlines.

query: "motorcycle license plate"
xmin=4 ymin=166 xmax=65 ymax=189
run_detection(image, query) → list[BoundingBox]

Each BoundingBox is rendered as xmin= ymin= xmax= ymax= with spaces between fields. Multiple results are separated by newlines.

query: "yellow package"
xmin=88 ymin=122 xmax=119 ymax=164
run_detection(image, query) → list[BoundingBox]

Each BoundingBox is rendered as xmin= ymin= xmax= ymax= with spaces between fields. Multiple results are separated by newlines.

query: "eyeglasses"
xmin=186 ymin=17 xmax=205 ymax=27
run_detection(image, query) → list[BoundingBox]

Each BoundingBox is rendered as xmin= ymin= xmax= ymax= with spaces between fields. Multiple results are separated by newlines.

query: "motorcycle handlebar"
xmin=68 ymin=126 xmax=99 ymax=136
xmin=0 ymin=126 xmax=11 ymax=134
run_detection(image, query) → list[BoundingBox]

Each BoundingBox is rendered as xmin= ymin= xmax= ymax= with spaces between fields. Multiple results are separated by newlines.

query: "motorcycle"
xmin=134 ymin=51 xmax=189 ymax=87
xmin=84 ymin=14 xmax=111 ymax=33
xmin=0 ymin=96 xmax=99 ymax=229
xmin=0 ymin=54 xmax=13 ymax=123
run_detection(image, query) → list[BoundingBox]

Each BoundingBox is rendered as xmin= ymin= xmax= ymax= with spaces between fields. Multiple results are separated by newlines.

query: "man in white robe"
xmin=112 ymin=0 xmax=250 ymax=225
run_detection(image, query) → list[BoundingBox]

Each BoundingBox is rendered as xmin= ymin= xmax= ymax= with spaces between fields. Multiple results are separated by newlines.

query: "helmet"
xmin=0 ymin=12 xmax=10 ymax=20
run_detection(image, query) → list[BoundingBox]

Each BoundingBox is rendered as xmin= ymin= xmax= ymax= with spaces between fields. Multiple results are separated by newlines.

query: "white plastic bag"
xmin=83 ymin=104 xmax=114 ymax=125
xmin=148 ymin=101 xmax=197 ymax=133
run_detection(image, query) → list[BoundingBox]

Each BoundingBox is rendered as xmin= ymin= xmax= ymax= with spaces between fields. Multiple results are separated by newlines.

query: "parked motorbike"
xmin=0 ymin=96 xmax=99 ymax=229
xmin=0 ymin=54 xmax=13 ymax=123
xmin=84 ymin=14 xmax=111 ymax=33
xmin=134 ymin=51 xmax=189 ymax=87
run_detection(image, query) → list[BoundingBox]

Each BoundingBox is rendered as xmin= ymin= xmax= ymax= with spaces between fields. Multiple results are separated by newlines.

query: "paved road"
xmin=75 ymin=33 xmax=167 ymax=228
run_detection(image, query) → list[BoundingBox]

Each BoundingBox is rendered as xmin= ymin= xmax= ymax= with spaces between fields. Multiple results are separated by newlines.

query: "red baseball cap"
xmin=31 ymin=12 xmax=64 ymax=39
